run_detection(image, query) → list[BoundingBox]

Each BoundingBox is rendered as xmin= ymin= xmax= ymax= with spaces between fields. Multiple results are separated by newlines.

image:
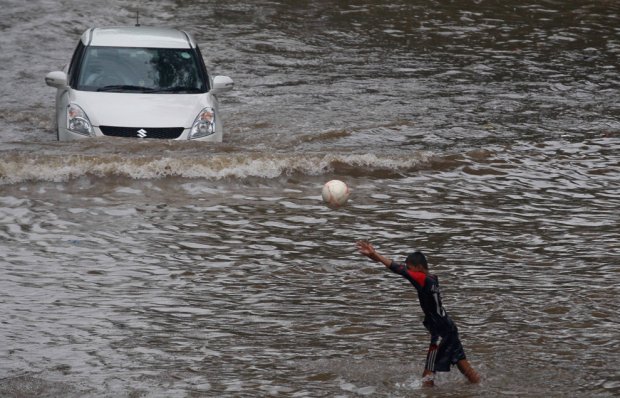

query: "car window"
xmin=75 ymin=46 xmax=207 ymax=93
xmin=67 ymin=41 xmax=85 ymax=85
xmin=195 ymin=45 xmax=211 ymax=92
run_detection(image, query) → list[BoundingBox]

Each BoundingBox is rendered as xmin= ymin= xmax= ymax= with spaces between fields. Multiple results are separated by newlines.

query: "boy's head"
xmin=405 ymin=251 xmax=428 ymax=270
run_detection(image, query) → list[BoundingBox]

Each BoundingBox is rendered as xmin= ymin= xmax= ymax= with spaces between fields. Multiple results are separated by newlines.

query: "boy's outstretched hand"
xmin=356 ymin=240 xmax=377 ymax=259
xmin=357 ymin=240 xmax=392 ymax=267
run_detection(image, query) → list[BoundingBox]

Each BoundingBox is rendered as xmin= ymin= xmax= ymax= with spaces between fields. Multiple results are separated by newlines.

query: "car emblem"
xmin=137 ymin=128 xmax=147 ymax=138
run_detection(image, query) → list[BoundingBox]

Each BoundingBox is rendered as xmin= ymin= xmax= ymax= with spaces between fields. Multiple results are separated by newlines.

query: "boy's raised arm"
xmin=356 ymin=240 xmax=393 ymax=268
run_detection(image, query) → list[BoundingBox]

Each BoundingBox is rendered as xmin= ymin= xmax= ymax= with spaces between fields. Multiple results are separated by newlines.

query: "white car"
xmin=45 ymin=27 xmax=233 ymax=141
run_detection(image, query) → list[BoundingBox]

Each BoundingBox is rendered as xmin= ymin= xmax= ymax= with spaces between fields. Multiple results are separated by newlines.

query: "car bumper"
xmin=58 ymin=126 xmax=223 ymax=142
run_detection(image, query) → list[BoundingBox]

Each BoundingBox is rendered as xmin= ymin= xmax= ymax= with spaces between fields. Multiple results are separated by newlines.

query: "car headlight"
xmin=189 ymin=107 xmax=216 ymax=139
xmin=67 ymin=103 xmax=94 ymax=136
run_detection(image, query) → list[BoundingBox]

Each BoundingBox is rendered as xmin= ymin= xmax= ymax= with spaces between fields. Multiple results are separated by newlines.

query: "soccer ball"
xmin=321 ymin=180 xmax=350 ymax=209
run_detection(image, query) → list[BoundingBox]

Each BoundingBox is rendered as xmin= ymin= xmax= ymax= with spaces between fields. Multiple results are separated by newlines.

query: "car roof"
xmin=81 ymin=27 xmax=196 ymax=49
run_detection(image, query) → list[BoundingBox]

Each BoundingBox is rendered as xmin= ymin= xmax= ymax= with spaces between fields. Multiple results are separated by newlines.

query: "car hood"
xmin=71 ymin=91 xmax=210 ymax=128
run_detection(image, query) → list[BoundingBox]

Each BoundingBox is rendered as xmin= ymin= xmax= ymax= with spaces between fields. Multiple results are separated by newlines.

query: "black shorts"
xmin=425 ymin=330 xmax=466 ymax=372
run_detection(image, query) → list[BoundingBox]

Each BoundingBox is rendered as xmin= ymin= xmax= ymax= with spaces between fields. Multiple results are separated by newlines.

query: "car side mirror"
xmin=45 ymin=71 xmax=68 ymax=88
xmin=211 ymin=75 xmax=234 ymax=94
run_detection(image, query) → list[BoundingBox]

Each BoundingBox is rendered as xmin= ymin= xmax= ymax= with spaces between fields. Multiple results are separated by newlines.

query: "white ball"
xmin=322 ymin=180 xmax=350 ymax=209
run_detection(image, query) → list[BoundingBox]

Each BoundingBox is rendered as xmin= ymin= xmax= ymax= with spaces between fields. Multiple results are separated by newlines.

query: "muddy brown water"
xmin=0 ymin=1 xmax=619 ymax=396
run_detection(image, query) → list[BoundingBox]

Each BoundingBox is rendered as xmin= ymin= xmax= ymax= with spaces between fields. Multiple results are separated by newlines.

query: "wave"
xmin=0 ymin=151 xmax=448 ymax=185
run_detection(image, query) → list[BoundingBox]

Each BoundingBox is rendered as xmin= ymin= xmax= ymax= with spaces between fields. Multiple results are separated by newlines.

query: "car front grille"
xmin=99 ymin=126 xmax=184 ymax=139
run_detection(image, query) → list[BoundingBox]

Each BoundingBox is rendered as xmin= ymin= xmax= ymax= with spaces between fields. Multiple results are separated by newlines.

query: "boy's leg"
xmin=421 ymin=369 xmax=435 ymax=387
xmin=456 ymin=359 xmax=480 ymax=384
xmin=430 ymin=331 xmax=480 ymax=384
xmin=422 ymin=343 xmax=439 ymax=387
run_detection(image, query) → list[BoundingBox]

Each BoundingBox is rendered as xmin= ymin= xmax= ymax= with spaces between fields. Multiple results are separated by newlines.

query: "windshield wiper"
xmin=97 ymin=85 xmax=156 ymax=92
xmin=151 ymin=86 xmax=203 ymax=93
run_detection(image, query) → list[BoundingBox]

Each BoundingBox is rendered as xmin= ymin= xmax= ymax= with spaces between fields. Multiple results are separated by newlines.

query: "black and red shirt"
xmin=389 ymin=261 xmax=457 ymax=337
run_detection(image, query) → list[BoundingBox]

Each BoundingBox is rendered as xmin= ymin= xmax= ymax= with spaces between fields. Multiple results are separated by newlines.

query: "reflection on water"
xmin=0 ymin=0 xmax=619 ymax=396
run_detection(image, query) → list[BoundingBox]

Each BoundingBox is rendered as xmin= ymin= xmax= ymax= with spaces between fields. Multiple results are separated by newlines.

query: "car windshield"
xmin=76 ymin=46 xmax=206 ymax=93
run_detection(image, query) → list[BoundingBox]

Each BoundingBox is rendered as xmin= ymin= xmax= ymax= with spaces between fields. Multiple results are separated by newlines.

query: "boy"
xmin=356 ymin=240 xmax=480 ymax=386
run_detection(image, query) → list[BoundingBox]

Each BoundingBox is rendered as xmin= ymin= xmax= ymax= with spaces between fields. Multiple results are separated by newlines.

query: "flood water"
xmin=1 ymin=0 xmax=619 ymax=397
